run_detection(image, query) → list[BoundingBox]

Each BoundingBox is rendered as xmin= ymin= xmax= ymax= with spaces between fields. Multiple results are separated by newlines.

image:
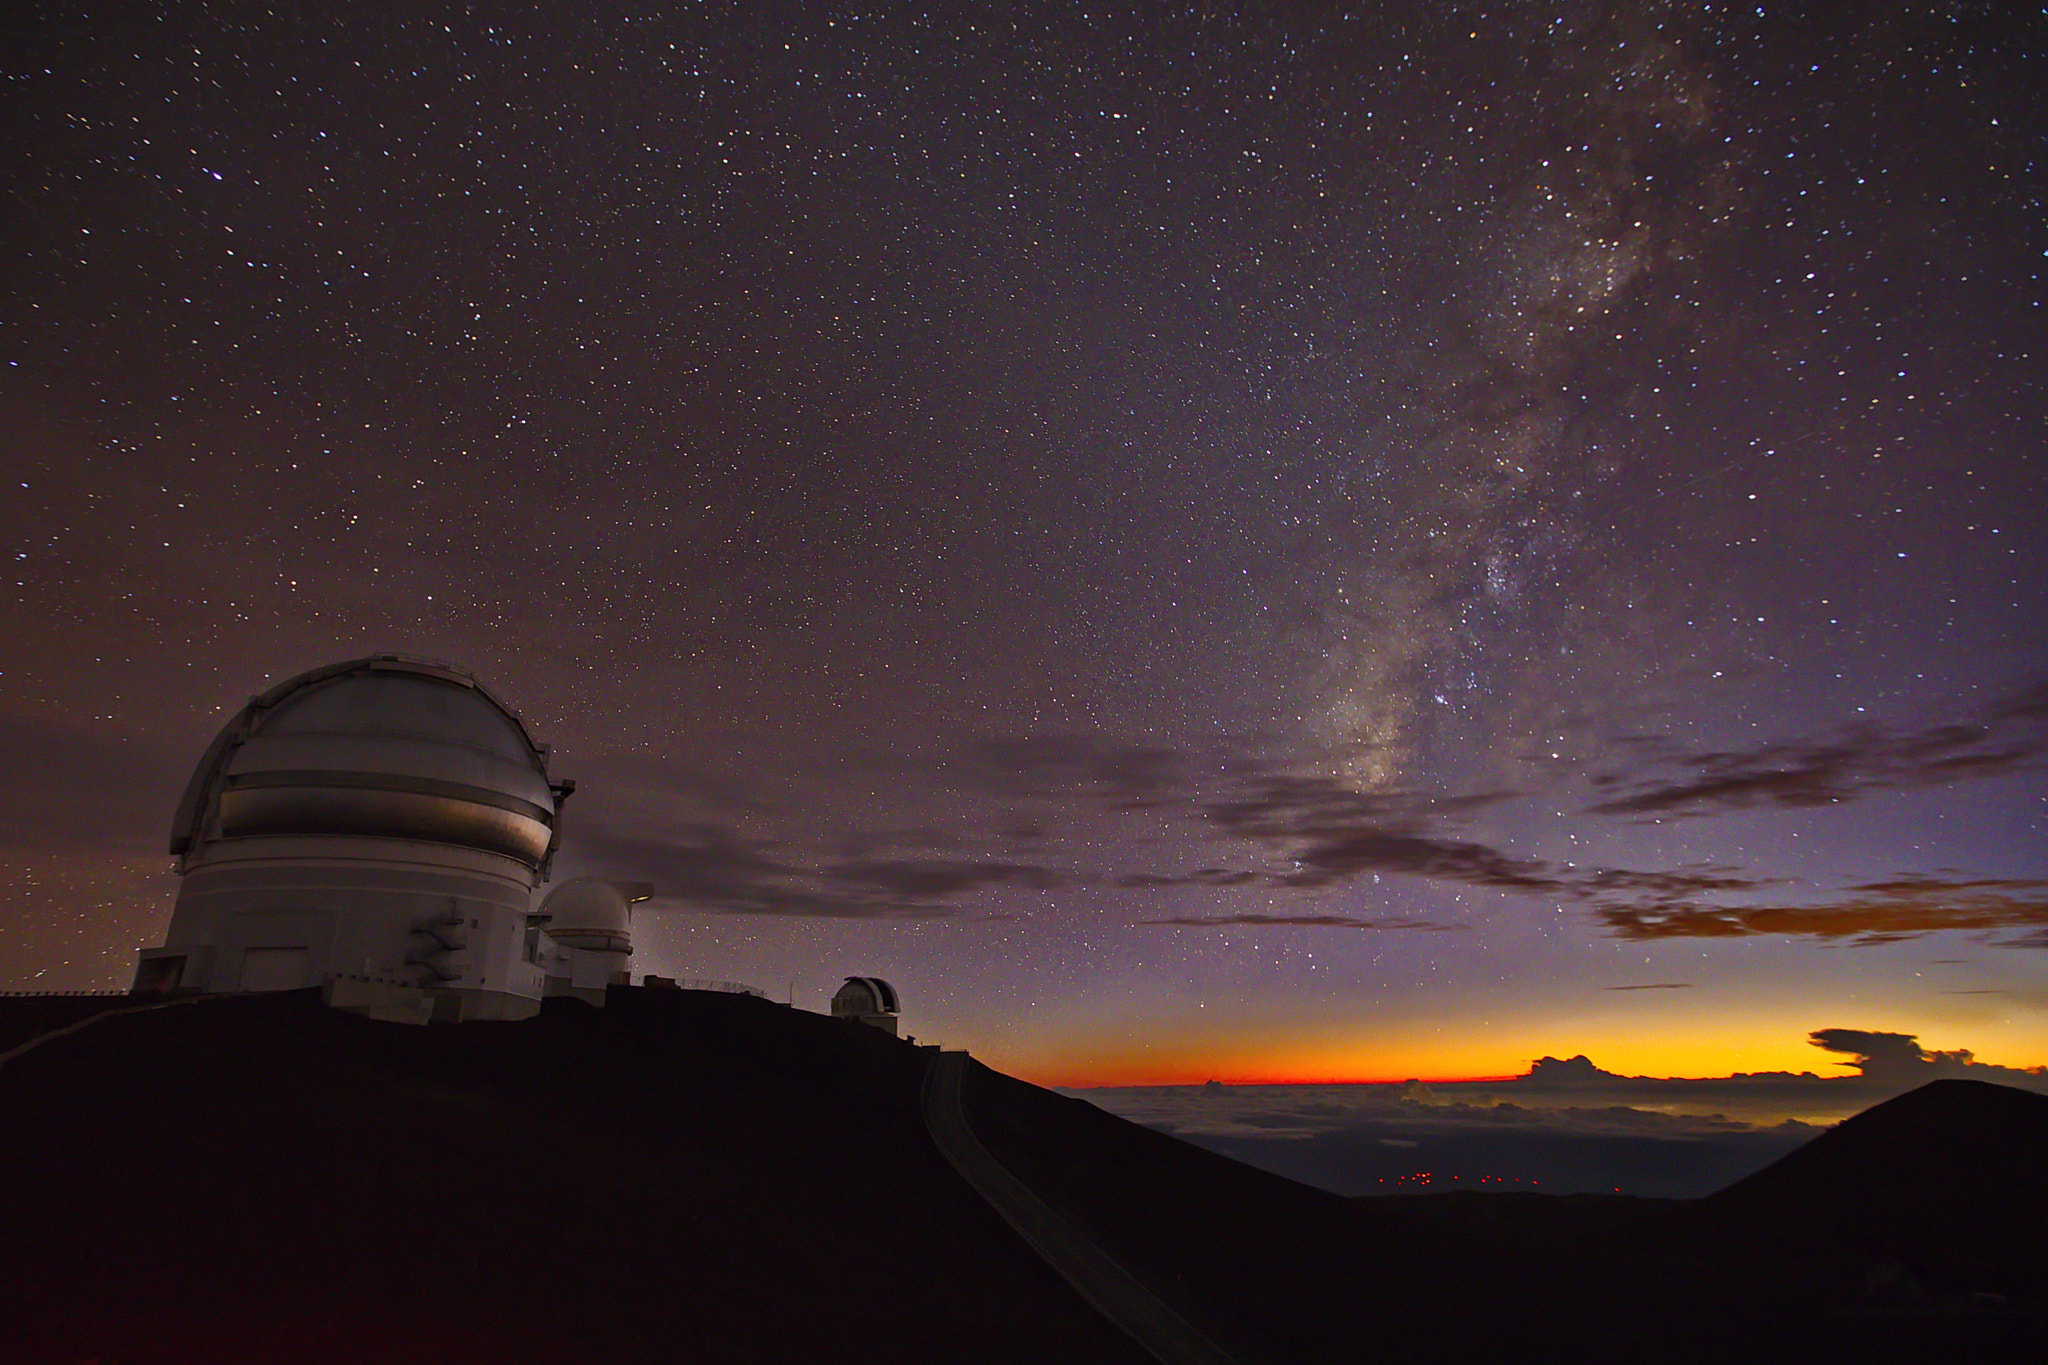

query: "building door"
xmin=240 ymin=946 xmax=311 ymax=992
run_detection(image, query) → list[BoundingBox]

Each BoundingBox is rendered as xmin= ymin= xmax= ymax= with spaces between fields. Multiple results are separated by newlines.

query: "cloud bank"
xmin=1587 ymin=677 xmax=2048 ymax=819
xmin=1597 ymin=876 xmax=2048 ymax=945
xmin=579 ymin=827 xmax=1051 ymax=920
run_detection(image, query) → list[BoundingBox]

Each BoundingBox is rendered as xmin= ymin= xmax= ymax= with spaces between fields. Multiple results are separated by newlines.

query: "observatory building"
xmin=831 ymin=976 xmax=900 ymax=1035
xmin=132 ymin=656 xmax=645 ymax=1023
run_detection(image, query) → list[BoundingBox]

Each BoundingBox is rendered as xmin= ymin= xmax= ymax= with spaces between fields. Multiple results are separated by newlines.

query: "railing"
xmin=642 ymin=977 xmax=767 ymax=998
xmin=0 ymin=990 xmax=130 ymax=998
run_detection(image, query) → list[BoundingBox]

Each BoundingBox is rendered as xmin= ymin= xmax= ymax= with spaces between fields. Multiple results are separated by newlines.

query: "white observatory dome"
xmin=540 ymin=877 xmax=646 ymax=953
xmin=170 ymin=656 xmax=565 ymax=868
xmin=835 ymin=977 xmax=899 ymax=1015
xmin=140 ymin=656 xmax=581 ymax=1018
xmin=831 ymin=977 xmax=900 ymax=1034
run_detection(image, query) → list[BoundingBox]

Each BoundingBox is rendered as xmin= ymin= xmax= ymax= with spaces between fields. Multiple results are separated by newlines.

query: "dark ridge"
xmin=1704 ymin=1078 xmax=2048 ymax=1297
xmin=0 ymin=994 xmax=2041 ymax=1365
xmin=966 ymin=1062 xmax=1784 ymax=1363
xmin=962 ymin=1057 xmax=1359 ymax=1363
xmin=0 ymin=992 xmax=137 ymax=1053
xmin=0 ymin=988 xmax=1150 ymax=1365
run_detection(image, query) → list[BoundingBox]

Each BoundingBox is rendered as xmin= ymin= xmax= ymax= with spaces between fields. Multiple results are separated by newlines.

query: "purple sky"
xmin=2 ymin=2 xmax=2042 ymax=1085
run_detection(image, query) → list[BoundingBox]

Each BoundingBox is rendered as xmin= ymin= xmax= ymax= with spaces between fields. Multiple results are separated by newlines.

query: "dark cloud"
xmin=575 ymin=735 xmax=1213 ymax=860
xmin=1596 ymin=875 xmax=2048 ymax=945
xmin=1194 ymin=770 xmax=1789 ymax=915
xmin=1521 ymin=1055 xmax=1625 ymax=1086
xmin=1848 ymin=875 xmax=2045 ymax=895
xmin=1587 ymin=677 xmax=2048 ymax=818
xmin=940 ymin=734 xmax=1199 ymax=808
xmin=1133 ymin=913 xmax=1467 ymax=931
xmin=1119 ymin=759 xmax=1932 ymax=947
xmin=1278 ymin=829 xmax=1562 ymax=893
xmin=1196 ymin=775 xmax=1551 ymax=893
xmin=577 ymin=740 xmax=1564 ymax=913
xmin=1808 ymin=1029 xmax=1927 ymax=1075
xmin=1800 ymin=1027 xmax=2046 ymax=1085
xmin=1985 ymin=675 xmax=2048 ymax=725
xmin=577 ymin=826 xmax=1063 ymax=919
xmin=575 ymin=752 xmax=796 ymax=819
xmin=997 ymin=816 xmax=1054 ymax=847
xmin=1203 ymin=774 xmax=1508 ymax=840
xmin=825 ymin=859 xmax=1063 ymax=900
xmin=821 ymin=826 xmax=979 ymax=859
xmin=577 ymin=726 xmax=2034 ymax=948
xmin=1116 ymin=869 xmax=1261 ymax=888
xmin=575 ymin=826 xmax=875 ymax=919
xmin=1574 ymin=866 xmax=1771 ymax=898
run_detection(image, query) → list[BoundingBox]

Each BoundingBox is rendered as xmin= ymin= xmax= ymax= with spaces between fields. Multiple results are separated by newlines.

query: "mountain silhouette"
xmin=0 ymin=989 xmax=2039 ymax=1364
xmin=1706 ymin=1078 xmax=2048 ymax=1299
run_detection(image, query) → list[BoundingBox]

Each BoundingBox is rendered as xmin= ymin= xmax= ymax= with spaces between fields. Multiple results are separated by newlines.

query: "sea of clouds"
xmin=1065 ymin=1033 xmax=2048 ymax=1197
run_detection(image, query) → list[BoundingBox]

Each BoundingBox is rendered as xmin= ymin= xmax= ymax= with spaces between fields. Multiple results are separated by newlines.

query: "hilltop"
xmin=0 ymin=989 xmax=2040 ymax=1364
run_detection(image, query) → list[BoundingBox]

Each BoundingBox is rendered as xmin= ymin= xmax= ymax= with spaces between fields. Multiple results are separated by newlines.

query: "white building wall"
xmin=152 ymin=834 xmax=553 ymax=1018
xmin=544 ymin=942 xmax=630 ymax=1005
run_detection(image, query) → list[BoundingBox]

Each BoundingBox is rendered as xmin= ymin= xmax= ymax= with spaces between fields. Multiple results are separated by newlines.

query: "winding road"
xmin=920 ymin=1048 xmax=1244 ymax=1365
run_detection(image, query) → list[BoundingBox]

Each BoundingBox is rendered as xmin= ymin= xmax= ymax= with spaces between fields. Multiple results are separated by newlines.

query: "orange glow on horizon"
xmin=988 ymin=1012 xmax=2048 ymax=1090
xmin=1030 ymin=1067 xmax=1530 ymax=1089
xmin=960 ymin=985 xmax=2048 ymax=1092
xmin=1000 ymin=1036 xmax=1560 ymax=1089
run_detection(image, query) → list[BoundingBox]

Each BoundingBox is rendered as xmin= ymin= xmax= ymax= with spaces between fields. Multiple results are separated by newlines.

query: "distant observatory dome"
xmin=832 ymin=976 xmax=900 ymax=1035
xmin=170 ymin=656 xmax=567 ymax=868
xmin=541 ymin=877 xmax=649 ymax=954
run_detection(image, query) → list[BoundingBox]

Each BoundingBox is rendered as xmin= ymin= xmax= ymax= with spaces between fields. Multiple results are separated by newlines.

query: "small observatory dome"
xmin=169 ymin=655 xmax=568 ymax=868
xmin=540 ymin=877 xmax=650 ymax=954
xmin=831 ymin=976 xmax=900 ymax=1035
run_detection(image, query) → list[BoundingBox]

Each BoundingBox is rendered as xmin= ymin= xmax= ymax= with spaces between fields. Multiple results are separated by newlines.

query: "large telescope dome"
xmin=170 ymin=656 xmax=569 ymax=869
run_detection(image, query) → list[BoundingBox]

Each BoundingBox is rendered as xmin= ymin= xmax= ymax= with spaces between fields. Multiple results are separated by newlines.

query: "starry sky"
xmin=3 ymin=1 xmax=2042 ymax=1087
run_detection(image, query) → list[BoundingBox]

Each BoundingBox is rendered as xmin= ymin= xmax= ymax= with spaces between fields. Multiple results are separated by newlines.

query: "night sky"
xmin=3 ymin=2 xmax=2042 ymax=1087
